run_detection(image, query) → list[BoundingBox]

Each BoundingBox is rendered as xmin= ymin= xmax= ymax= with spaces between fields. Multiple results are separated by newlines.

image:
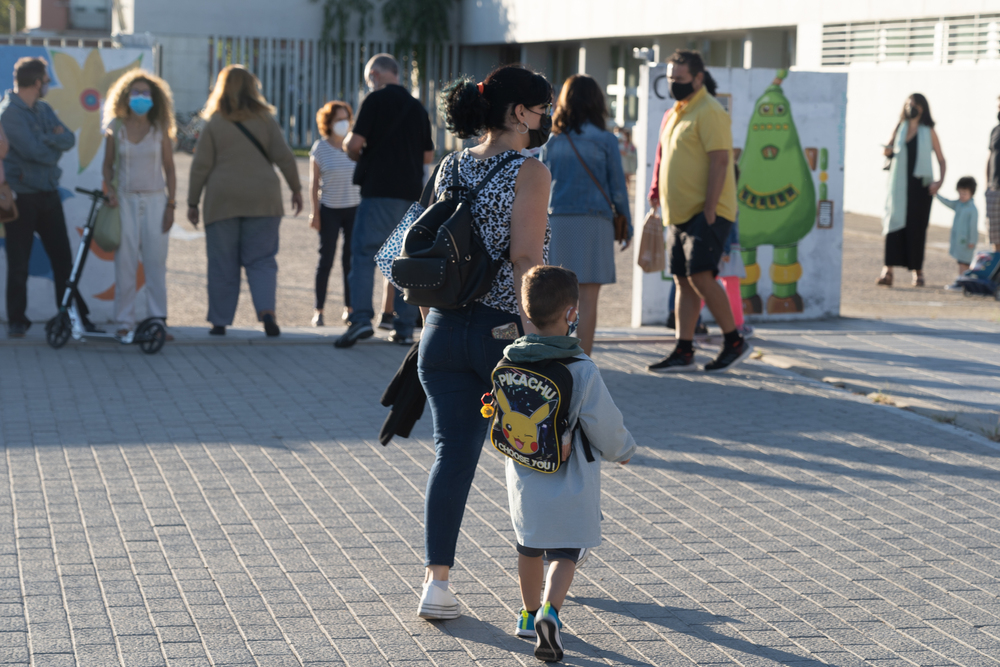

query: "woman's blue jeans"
xmin=417 ymin=303 xmax=522 ymax=568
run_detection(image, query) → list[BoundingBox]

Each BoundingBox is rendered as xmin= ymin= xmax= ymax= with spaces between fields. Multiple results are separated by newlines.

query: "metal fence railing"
xmin=208 ymin=35 xmax=462 ymax=150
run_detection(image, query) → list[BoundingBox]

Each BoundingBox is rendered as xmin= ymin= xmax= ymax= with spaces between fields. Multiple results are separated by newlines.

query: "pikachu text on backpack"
xmin=486 ymin=358 xmax=593 ymax=474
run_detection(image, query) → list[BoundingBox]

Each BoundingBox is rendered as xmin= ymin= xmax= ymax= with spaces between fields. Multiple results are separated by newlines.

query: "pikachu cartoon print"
xmin=495 ymin=388 xmax=551 ymax=455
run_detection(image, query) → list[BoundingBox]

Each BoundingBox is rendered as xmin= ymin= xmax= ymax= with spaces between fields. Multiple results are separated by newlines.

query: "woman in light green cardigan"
xmin=879 ymin=93 xmax=946 ymax=288
xmin=188 ymin=65 xmax=303 ymax=337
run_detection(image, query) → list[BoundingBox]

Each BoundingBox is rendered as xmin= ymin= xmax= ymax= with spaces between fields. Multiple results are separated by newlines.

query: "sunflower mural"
xmin=46 ymin=49 xmax=142 ymax=172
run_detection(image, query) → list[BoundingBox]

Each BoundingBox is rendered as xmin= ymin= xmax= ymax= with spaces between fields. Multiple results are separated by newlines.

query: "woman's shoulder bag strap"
xmin=565 ymin=132 xmax=616 ymax=214
xmin=234 ymin=120 xmax=271 ymax=164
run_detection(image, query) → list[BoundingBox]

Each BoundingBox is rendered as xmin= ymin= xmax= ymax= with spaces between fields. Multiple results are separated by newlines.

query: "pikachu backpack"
xmin=482 ymin=357 xmax=594 ymax=474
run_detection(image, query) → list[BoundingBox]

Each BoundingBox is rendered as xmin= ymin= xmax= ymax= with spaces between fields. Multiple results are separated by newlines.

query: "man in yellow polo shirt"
xmin=648 ymin=50 xmax=753 ymax=373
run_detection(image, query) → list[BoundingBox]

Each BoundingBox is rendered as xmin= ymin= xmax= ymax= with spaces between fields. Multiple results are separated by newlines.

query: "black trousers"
xmin=315 ymin=205 xmax=355 ymax=310
xmin=4 ymin=191 xmax=89 ymax=325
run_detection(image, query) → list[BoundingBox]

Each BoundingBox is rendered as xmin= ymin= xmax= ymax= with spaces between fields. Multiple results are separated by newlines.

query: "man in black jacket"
xmin=335 ymin=54 xmax=434 ymax=349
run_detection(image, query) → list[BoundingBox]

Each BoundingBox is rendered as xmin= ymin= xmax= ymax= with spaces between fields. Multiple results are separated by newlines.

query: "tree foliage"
xmin=313 ymin=0 xmax=376 ymax=48
xmin=313 ymin=0 xmax=456 ymax=81
xmin=0 ymin=0 xmax=26 ymax=35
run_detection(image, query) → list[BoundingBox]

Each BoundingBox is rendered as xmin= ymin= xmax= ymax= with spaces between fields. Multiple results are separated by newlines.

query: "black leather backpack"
xmin=391 ymin=152 xmax=520 ymax=309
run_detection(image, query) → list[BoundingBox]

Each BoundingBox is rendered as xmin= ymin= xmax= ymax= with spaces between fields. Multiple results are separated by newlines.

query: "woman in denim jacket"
xmin=540 ymin=75 xmax=631 ymax=355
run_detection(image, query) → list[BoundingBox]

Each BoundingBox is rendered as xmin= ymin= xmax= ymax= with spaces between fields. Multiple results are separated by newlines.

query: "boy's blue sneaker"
xmin=515 ymin=608 xmax=536 ymax=638
xmin=534 ymin=602 xmax=564 ymax=662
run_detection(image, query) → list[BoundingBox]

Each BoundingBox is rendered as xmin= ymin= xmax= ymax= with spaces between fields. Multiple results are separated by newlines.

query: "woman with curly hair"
xmin=188 ymin=65 xmax=302 ymax=337
xmin=101 ymin=69 xmax=177 ymax=339
xmin=309 ymin=100 xmax=360 ymax=326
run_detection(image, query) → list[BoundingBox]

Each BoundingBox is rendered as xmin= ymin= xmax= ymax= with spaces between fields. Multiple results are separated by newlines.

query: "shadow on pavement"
xmin=571 ymin=597 xmax=821 ymax=666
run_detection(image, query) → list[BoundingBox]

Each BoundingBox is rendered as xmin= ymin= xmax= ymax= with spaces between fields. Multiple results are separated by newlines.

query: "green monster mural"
xmin=737 ymin=69 xmax=816 ymax=314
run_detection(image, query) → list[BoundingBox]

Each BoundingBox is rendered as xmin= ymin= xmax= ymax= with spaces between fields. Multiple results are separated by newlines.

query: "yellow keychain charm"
xmin=480 ymin=393 xmax=495 ymax=418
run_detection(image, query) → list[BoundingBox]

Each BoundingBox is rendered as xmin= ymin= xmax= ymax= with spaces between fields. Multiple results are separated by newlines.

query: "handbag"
xmin=0 ymin=182 xmax=18 ymax=224
xmin=375 ymin=160 xmax=443 ymax=288
xmin=565 ymin=132 xmax=629 ymax=242
xmin=637 ymin=209 xmax=665 ymax=273
xmin=93 ymin=119 xmax=121 ymax=252
xmin=391 ymin=151 xmax=520 ymax=309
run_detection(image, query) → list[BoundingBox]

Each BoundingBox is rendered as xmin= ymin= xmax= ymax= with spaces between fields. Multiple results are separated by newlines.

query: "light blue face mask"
xmin=129 ymin=94 xmax=153 ymax=115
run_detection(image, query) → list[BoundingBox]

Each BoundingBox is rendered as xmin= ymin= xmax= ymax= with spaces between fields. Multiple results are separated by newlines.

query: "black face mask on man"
xmin=669 ymin=80 xmax=695 ymax=101
xmin=528 ymin=113 xmax=552 ymax=149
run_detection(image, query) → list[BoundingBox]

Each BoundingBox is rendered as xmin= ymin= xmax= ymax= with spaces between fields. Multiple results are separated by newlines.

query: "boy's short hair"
xmin=522 ymin=266 xmax=579 ymax=327
xmin=14 ymin=57 xmax=47 ymax=89
xmin=957 ymin=176 xmax=977 ymax=195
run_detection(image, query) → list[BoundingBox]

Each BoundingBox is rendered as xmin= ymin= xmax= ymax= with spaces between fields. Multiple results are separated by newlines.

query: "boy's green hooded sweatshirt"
xmin=500 ymin=334 xmax=636 ymax=550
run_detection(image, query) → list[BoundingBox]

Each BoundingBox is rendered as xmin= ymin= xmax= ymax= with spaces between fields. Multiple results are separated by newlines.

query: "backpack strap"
xmin=453 ymin=151 xmax=522 ymax=202
xmin=557 ymin=357 xmax=596 ymax=463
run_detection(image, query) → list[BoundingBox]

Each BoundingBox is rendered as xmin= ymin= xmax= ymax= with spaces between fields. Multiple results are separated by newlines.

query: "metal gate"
xmin=208 ymin=35 xmax=461 ymax=150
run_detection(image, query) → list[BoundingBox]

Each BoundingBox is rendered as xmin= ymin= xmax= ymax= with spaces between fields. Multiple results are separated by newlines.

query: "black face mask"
xmin=905 ymin=105 xmax=920 ymax=119
xmin=528 ymin=113 xmax=552 ymax=149
xmin=670 ymin=80 xmax=695 ymax=101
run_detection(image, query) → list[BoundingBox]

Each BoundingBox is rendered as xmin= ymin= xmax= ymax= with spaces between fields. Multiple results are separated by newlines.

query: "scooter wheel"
xmin=45 ymin=312 xmax=71 ymax=349
xmin=137 ymin=320 xmax=167 ymax=355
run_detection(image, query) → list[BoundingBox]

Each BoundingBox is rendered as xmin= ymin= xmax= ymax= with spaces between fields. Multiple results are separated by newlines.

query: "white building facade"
xmin=459 ymin=0 xmax=1000 ymax=229
xmin=26 ymin=0 xmax=1000 ymax=227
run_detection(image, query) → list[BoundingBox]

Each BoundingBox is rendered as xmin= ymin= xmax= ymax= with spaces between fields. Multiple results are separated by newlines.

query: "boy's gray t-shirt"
xmin=505 ymin=354 xmax=637 ymax=549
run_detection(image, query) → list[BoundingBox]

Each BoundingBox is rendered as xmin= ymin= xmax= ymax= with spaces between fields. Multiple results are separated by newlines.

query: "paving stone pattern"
xmin=3 ymin=341 xmax=1000 ymax=666
xmin=752 ymin=319 xmax=1000 ymax=437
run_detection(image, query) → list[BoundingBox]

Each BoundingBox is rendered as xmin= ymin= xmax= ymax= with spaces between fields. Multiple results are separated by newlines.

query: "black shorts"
xmin=667 ymin=212 xmax=733 ymax=278
xmin=516 ymin=544 xmax=582 ymax=563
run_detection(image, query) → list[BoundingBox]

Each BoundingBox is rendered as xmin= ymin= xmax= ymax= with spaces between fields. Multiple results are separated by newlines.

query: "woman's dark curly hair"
xmin=441 ymin=64 xmax=551 ymax=139
xmin=552 ymin=74 xmax=608 ymax=135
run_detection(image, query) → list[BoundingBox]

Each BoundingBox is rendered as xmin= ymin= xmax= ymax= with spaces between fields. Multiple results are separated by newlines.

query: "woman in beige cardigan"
xmin=188 ymin=65 xmax=303 ymax=337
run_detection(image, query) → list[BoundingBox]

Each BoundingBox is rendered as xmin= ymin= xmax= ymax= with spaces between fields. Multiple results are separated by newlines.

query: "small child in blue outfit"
xmin=937 ymin=176 xmax=979 ymax=277
xmin=502 ymin=266 xmax=637 ymax=662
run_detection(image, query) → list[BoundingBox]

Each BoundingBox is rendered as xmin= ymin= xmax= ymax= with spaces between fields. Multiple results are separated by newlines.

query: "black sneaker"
xmin=209 ymin=325 xmax=226 ymax=336
xmin=262 ymin=313 xmax=280 ymax=337
xmin=7 ymin=321 xmax=28 ymax=338
xmin=704 ymin=338 xmax=754 ymax=373
xmin=388 ymin=330 xmax=414 ymax=345
xmin=334 ymin=320 xmax=374 ymax=348
xmin=695 ymin=322 xmax=709 ymax=336
xmin=647 ymin=348 xmax=697 ymax=372
xmin=377 ymin=312 xmax=393 ymax=331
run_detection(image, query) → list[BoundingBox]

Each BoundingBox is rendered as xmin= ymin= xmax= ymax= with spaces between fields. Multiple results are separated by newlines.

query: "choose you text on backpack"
xmin=485 ymin=358 xmax=591 ymax=474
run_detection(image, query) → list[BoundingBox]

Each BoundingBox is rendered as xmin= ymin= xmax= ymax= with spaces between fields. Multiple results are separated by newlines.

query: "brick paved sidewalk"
xmin=3 ymin=338 xmax=1000 ymax=666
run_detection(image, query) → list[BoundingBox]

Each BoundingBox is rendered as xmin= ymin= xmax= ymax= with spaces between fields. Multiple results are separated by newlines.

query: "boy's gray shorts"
xmin=516 ymin=544 xmax=582 ymax=563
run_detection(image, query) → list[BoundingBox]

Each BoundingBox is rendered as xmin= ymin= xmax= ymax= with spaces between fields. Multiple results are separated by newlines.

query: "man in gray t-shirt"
xmin=987 ymin=97 xmax=1000 ymax=251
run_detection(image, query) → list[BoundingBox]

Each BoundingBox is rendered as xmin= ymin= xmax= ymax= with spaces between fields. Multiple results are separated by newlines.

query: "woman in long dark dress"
xmin=878 ymin=94 xmax=945 ymax=287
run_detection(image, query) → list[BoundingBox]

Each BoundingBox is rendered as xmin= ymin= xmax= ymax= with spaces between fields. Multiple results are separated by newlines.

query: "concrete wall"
xmin=842 ymin=63 xmax=1000 ymax=231
xmin=25 ymin=0 xmax=68 ymax=32
xmin=460 ymin=0 xmax=1000 ymax=45
xmin=157 ymin=35 xmax=210 ymax=114
xmin=119 ymin=0 xmax=391 ymax=41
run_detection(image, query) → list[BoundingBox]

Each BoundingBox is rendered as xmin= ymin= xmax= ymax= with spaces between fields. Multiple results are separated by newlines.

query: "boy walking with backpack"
xmin=485 ymin=266 xmax=636 ymax=662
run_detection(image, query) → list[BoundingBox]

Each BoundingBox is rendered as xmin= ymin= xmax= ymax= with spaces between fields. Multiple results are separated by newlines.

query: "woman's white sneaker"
xmin=417 ymin=582 xmax=460 ymax=620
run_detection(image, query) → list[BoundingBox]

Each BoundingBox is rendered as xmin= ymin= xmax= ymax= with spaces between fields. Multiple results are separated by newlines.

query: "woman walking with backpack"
xmin=540 ymin=74 xmax=631 ymax=355
xmin=188 ymin=65 xmax=303 ymax=336
xmin=416 ymin=64 xmax=552 ymax=621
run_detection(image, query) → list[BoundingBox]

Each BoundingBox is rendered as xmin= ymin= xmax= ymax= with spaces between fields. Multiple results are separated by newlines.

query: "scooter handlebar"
xmin=74 ymin=187 xmax=108 ymax=201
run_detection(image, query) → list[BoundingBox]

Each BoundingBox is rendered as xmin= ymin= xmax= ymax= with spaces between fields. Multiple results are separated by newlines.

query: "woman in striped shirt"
xmin=310 ymin=101 xmax=362 ymax=326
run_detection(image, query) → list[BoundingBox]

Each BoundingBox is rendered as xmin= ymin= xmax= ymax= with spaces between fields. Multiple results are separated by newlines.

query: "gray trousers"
xmin=205 ymin=216 xmax=281 ymax=325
